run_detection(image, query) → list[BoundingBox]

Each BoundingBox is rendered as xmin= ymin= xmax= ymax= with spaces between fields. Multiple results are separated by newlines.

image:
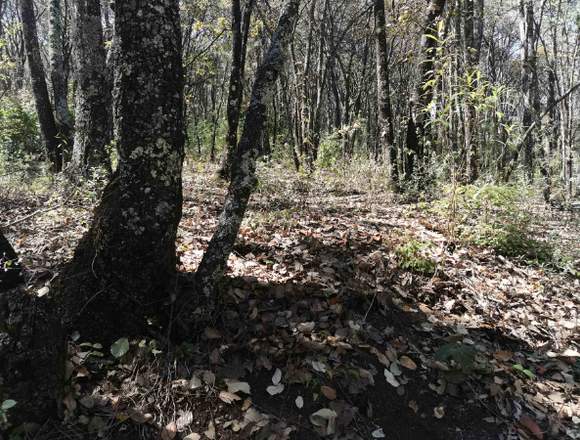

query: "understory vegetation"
xmin=1 ymin=0 xmax=579 ymax=439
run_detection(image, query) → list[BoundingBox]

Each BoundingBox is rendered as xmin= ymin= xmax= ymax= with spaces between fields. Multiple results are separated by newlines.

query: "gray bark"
xmin=60 ymin=0 xmax=185 ymax=340
xmin=49 ymin=0 xmax=73 ymax=151
xmin=219 ymin=0 xmax=255 ymax=179
xmin=374 ymin=0 xmax=398 ymax=187
xmin=19 ymin=0 xmax=62 ymax=172
xmin=71 ymin=0 xmax=112 ymax=173
xmin=193 ymin=0 xmax=301 ymax=304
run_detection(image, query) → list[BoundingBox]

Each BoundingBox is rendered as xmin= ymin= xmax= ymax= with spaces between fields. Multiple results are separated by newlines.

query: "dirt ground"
xmin=1 ymin=163 xmax=578 ymax=440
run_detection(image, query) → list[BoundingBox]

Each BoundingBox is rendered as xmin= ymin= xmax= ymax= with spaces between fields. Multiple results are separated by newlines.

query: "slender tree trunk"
xmin=19 ymin=0 xmax=62 ymax=172
xmin=219 ymin=0 xmax=255 ymax=179
xmin=405 ymin=0 xmax=447 ymax=178
xmin=193 ymin=0 xmax=300 ymax=306
xmin=71 ymin=0 xmax=112 ymax=174
xmin=374 ymin=0 xmax=398 ymax=188
xmin=49 ymin=0 xmax=73 ymax=155
xmin=520 ymin=0 xmax=539 ymax=182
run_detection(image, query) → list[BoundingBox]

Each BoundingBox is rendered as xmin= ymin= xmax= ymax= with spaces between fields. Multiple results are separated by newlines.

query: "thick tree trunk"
xmin=219 ymin=0 xmax=255 ymax=179
xmin=0 ymin=229 xmax=22 ymax=291
xmin=374 ymin=0 xmax=398 ymax=188
xmin=71 ymin=0 xmax=112 ymax=174
xmin=20 ymin=0 xmax=62 ymax=172
xmin=49 ymin=0 xmax=73 ymax=154
xmin=193 ymin=0 xmax=300 ymax=306
xmin=1 ymin=1 xmax=185 ymax=427
xmin=59 ymin=0 xmax=185 ymax=340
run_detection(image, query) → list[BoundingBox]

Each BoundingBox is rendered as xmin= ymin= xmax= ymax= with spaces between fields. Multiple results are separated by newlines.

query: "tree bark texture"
xmin=71 ymin=0 xmax=112 ymax=173
xmin=49 ymin=0 xmax=73 ymax=151
xmin=19 ymin=0 xmax=62 ymax=172
xmin=219 ymin=0 xmax=255 ymax=179
xmin=374 ymin=0 xmax=398 ymax=187
xmin=60 ymin=0 xmax=185 ymax=340
xmin=194 ymin=0 xmax=300 ymax=304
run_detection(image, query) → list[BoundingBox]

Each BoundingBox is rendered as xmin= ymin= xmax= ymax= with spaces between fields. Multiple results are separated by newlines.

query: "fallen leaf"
xmin=434 ymin=406 xmax=445 ymax=419
xmin=110 ymin=338 xmax=130 ymax=358
xmin=266 ymin=384 xmax=285 ymax=396
xmin=320 ymin=385 xmax=337 ymax=400
xmin=161 ymin=421 xmax=177 ymax=440
xmin=204 ymin=421 xmax=216 ymax=439
xmin=183 ymin=434 xmax=201 ymax=440
xmin=272 ymin=368 xmax=282 ymax=385
xmin=519 ymin=415 xmax=544 ymax=439
xmin=219 ymin=391 xmax=241 ymax=404
xmin=384 ymin=369 xmax=400 ymax=387
xmin=176 ymin=410 xmax=193 ymax=431
xmin=204 ymin=327 xmax=222 ymax=339
xmin=399 ymin=355 xmax=417 ymax=370
xmin=372 ymin=428 xmax=386 ymax=438
xmin=226 ymin=380 xmax=251 ymax=395
xmin=295 ymin=396 xmax=304 ymax=409
xmin=310 ymin=408 xmax=337 ymax=436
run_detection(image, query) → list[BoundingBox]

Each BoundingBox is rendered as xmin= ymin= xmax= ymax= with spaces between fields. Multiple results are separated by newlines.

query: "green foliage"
xmin=110 ymin=337 xmax=130 ymax=359
xmin=315 ymin=134 xmax=342 ymax=169
xmin=0 ymin=98 xmax=41 ymax=173
xmin=441 ymin=184 xmax=554 ymax=263
xmin=396 ymin=239 xmax=437 ymax=275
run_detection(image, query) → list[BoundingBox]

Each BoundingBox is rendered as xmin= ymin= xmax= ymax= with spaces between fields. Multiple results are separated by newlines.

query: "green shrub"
xmin=315 ymin=134 xmax=342 ymax=169
xmin=441 ymin=184 xmax=553 ymax=263
xmin=396 ymin=239 xmax=437 ymax=275
xmin=0 ymin=98 xmax=41 ymax=172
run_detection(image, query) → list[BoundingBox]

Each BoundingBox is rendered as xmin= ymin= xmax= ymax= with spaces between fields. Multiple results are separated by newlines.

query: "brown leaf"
xmin=399 ymin=356 xmax=417 ymax=370
xmin=320 ymin=385 xmax=337 ymax=400
xmin=519 ymin=415 xmax=544 ymax=439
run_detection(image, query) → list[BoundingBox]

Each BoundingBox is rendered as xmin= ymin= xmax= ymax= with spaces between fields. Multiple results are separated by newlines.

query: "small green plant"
xmin=396 ymin=239 xmax=437 ymax=275
xmin=0 ymin=399 xmax=17 ymax=427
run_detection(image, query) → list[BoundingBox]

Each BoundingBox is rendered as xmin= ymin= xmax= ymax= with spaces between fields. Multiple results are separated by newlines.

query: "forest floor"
xmin=1 ymin=162 xmax=579 ymax=440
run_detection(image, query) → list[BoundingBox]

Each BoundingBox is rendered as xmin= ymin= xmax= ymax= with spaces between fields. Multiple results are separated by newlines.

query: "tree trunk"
xmin=49 ymin=0 xmax=73 ymax=155
xmin=59 ymin=0 xmax=185 ymax=340
xmin=0 ymin=229 xmax=22 ymax=291
xmin=193 ymin=0 xmax=300 ymax=306
xmin=1 ymin=1 xmax=185 ymax=427
xmin=405 ymin=0 xmax=447 ymax=178
xmin=71 ymin=0 xmax=112 ymax=174
xmin=219 ymin=0 xmax=255 ymax=179
xmin=20 ymin=0 xmax=62 ymax=172
xmin=374 ymin=0 xmax=398 ymax=188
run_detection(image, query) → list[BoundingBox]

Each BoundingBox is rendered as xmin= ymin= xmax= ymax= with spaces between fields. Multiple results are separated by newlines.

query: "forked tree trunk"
xmin=20 ymin=0 xmax=62 ymax=172
xmin=219 ymin=0 xmax=255 ymax=179
xmin=193 ymin=0 xmax=300 ymax=305
xmin=1 ymin=0 xmax=184 ymax=426
xmin=60 ymin=0 xmax=185 ymax=339
xmin=71 ymin=0 xmax=112 ymax=174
